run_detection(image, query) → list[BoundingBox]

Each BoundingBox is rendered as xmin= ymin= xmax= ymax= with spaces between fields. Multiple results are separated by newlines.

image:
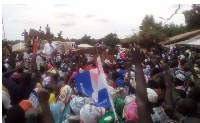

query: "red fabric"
xmin=32 ymin=40 xmax=38 ymax=53
xmin=108 ymin=82 xmax=117 ymax=89
xmin=120 ymin=53 xmax=126 ymax=59
xmin=105 ymin=73 xmax=108 ymax=78
xmin=178 ymin=61 xmax=182 ymax=68
xmin=85 ymin=66 xmax=95 ymax=70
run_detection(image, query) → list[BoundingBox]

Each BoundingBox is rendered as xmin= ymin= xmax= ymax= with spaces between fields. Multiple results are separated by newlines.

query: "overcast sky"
xmin=2 ymin=1 xmax=193 ymax=40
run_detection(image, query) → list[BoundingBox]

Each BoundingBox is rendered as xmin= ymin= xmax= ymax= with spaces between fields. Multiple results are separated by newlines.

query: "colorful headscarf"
xmin=2 ymin=85 xmax=9 ymax=94
xmin=113 ymin=88 xmax=125 ymax=99
xmin=123 ymin=95 xmax=136 ymax=118
xmin=124 ymin=95 xmax=136 ymax=108
xmin=47 ymin=68 xmax=60 ymax=78
xmin=29 ymin=88 xmax=40 ymax=108
xmin=70 ymin=96 xmax=91 ymax=115
xmin=47 ymin=64 xmax=53 ymax=70
xmin=58 ymin=85 xmax=72 ymax=111
xmin=80 ymin=103 xmax=105 ymax=123
xmin=125 ymin=103 xmax=139 ymax=122
xmin=114 ymin=98 xmax=125 ymax=117
xmin=42 ymin=76 xmax=51 ymax=87
xmin=19 ymin=100 xmax=33 ymax=112
xmin=9 ymin=72 xmax=21 ymax=84
xmin=2 ymin=90 xmax=11 ymax=110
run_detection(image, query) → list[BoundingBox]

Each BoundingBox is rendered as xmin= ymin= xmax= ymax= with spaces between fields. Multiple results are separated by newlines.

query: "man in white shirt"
xmin=43 ymin=39 xmax=56 ymax=55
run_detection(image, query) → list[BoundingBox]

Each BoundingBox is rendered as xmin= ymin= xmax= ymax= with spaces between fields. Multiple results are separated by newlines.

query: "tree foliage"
xmin=163 ymin=23 xmax=187 ymax=37
xmin=57 ymin=31 xmax=63 ymax=41
xmin=103 ymin=33 xmax=120 ymax=48
xmin=124 ymin=34 xmax=139 ymax=43
xmin=138 ymin=15 xmax=167 ymax=50
xmin=80 ymin=34 xmax=91 ymax=44
xmin=183 ymin=4 xmax=200 ymax=30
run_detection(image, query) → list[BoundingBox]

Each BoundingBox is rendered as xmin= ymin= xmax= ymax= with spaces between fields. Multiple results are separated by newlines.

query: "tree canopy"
xmin=137 ymin=15 xmax=167 ymax=50
xmin=183 ymin=4 xmax=200 ymax=31
xmin=103 ymin=33 xmax=120 ymax=48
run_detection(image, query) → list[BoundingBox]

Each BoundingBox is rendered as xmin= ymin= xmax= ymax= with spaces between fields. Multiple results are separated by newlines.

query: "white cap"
xmin=147 ymin=88 xmax=158 ymax=103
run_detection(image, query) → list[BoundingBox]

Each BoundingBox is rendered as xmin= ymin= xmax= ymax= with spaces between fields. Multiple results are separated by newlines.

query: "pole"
xmin=2 ymin=18 xmax=6 ymax=39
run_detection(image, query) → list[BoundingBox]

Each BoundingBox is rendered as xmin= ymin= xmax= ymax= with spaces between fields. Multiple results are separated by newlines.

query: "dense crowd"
xmin=2 ymin=40 xmax=200 ymax=123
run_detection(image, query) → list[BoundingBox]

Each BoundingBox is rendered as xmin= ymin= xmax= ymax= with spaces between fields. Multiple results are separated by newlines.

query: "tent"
xmin=77 ymin=44 xmax=93 ymax=49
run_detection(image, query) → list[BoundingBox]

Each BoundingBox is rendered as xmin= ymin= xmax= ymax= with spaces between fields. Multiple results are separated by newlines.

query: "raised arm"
xmin=164 ymin=70 xmax=174 ymax=107
xmin=131 ymin=45 xmax=153 ymax=123
xmin=38 ymin=88 xmax=55 ymax=123
xmin=164 ymin=62 xmax=183 ymax=121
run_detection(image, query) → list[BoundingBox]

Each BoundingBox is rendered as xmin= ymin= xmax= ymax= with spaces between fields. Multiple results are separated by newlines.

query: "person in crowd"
xmin=43 ymin=39 xmax=56 ymax=55
xmin=45 ymin=24 xmax=50 ymax=35
xmin=94 ymin=39 xmax=107 ymax=50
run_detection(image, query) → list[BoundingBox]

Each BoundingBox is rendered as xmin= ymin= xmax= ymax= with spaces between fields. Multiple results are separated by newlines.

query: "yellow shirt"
xmin=2 ymin=85 xmax=9 ymax=93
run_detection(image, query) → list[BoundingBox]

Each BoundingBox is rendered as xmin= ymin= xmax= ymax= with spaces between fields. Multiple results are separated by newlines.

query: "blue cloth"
xmin=117 ymin=69 xmax=126 ymax=79
xmin=50 ymin=101 xmax=71 ymax=123
xmin=116 ymin=78 xmax=125 ymax=88
xmin=3 ymin=78 xmax=36 ymax=105
xmin=116 ymin=58 xmax=124 ymax=63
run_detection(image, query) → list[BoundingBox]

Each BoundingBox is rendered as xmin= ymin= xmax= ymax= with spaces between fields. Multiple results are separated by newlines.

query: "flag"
xmin=75 ymin=57 xmax=111 ymax=107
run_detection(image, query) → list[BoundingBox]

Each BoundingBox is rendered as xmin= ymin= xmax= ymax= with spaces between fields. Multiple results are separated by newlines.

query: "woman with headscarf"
xmin=50 ymin=85 xmax=73 ymax=123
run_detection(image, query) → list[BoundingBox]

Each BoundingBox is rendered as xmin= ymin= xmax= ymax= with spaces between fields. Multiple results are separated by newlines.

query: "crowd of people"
xmin=2 ymin=39 xmax=200 ymax=123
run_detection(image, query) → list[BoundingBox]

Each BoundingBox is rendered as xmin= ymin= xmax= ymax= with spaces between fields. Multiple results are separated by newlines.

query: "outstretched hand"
xmin=130 ymin=44 xmax=145 ymax=65
xmin=38 ymin=88 xmax=50 ymax=104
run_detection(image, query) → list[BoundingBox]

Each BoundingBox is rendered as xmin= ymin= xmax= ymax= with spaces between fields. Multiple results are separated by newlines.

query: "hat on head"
xmin=147 ymin=88 xmax=158 ymax=103
xmin=19 ymin=100 xmax=33 ymax=112
xmin=125 ymin=103 xmax=139 ymax=122
xmin=125 ymin=71 xmax=135 ymax=79
xmin=175 ymin=70 xmax=186 ymax=82
xmin=124 ymin=95 xmax=136 ymax=108
xmin=98 ymin=111 xmax=122 ymax=123
xmin=70 ymin=96 xmax=91 ymax=115
xmin=47 ymin=64 xmax=53 ymax=70
xmin=2 ymin=90 xmax=11 ymax=110
xmin=47 ymin=68 xmax=60 ymax=78
xmin=80 ymin=103 xmax=105 ymax=123
xmin=114 ymin=98 xmax=125 ymax=117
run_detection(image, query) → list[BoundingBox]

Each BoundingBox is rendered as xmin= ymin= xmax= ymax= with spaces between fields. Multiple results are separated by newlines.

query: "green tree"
xmin=80 ymin=34 xmax=91 ymax=44
xmin=103 ymin=33 xmax=120 ymax=48
xmin=138 ymin=15 xmax=167 ymax=51
xmin=57 ymin=31 xmax=63 ymax=41
xmin=124 ymin=34 xmax=139 ymax=43
xmin=183 ymin=4 xmax=200 ymax=30
xmin=50 ymin=33 xmax=54 ymax=40
xmin=163 ymin=23 xmax=187 ymax=37
xmin=90 ymin=38 xmax=97 ymax=45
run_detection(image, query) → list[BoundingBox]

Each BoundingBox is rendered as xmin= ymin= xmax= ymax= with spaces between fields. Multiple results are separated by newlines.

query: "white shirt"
xmin=43 ymin=43 xmax=56 ymax=55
